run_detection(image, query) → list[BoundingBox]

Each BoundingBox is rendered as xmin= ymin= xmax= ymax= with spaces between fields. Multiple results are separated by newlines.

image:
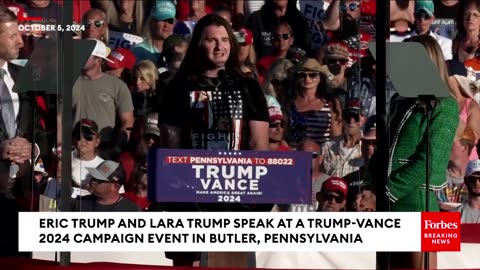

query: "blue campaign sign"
xmin=147 ymin=149 xmax=312 ymax=204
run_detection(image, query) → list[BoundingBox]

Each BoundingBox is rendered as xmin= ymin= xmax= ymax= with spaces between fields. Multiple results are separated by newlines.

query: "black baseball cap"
xmin=86 ymin=160 xmax=125 ymax=185
xmin=73 ymin=119 xmax=99 ymax=136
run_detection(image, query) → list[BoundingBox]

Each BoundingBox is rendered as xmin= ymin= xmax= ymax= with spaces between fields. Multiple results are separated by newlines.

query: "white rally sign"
xmin=108 ymin=30 xmax=144 ymax=49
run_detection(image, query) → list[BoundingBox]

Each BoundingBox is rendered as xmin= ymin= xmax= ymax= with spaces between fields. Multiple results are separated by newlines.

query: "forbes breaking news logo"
xmin=421 ymin=212 xmax=461 ymax=252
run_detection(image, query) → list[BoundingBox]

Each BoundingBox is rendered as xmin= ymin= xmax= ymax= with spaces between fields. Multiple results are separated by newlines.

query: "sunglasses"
xmin=327 ymin=58 xmax=349 ymax=65
xmin=90 ymin=179 xmax=113 ymax=185
xmin=323 ymin=193 xmax=345 ymax=204
xmin=84 ymin=20 xmax=105 ymax=29
xmin=162 ymin=18 xmax=175 ymax=25
xmin=341 ymin=2 xmax=360 ymax=11
xmin=414 ymin=10 xmax=432 ymax=21
xmin=297 ymin=72 xmax=319 ymax=79
xmin=361 ymin=139 xmax=377 ymax=145
xmin=272 ymin=33 xmax=290 ymax=41
xmin=144 ymin=133 xmax=160 ymax=142
xmin=467 ymin=175 xmax=480 ymax=183
xmin=269 ymin=122 xmax=285 ymax=128
xmin=466 ymin=46 xmax=478 ymax=55
xmin=346 ymin=112 xmax=360 ymax=122
xmin=74 ymin=133 xmax=95 ymax=142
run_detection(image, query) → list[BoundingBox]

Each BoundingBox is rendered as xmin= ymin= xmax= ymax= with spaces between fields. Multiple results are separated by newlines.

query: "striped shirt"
xmin=287 ymin=102 xmax=332 ymax=147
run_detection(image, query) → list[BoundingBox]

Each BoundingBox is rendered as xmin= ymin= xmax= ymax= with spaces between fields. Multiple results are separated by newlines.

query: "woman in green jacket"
xmin=368 ymin=34 xmax=458 ymax=269
xmin=380 ymin=34 xmax=459 ymax=269
xmin=386 ymin=35 xmax=459 ymax=213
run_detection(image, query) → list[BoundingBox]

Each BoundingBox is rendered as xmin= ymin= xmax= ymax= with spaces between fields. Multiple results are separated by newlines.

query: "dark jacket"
xmin=0 ymin=63 xmax=47 ymax=202
xmin=245 ymin=1 xmax=311 ymax=58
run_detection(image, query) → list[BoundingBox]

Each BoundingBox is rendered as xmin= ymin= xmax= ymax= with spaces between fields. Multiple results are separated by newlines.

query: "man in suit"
xmin=0 ymin=6 xmax=46 ymax=257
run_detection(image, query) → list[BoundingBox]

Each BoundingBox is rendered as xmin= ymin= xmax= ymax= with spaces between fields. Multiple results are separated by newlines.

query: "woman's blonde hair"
xmin=96 ymin=0 xmax=145 ymax=36
xmin=82 ymin=9 xmax=110 ymax=43
xmin=262 ymin=58 xmax=294 ymax=97
xmin=134 ymin=60 xmax=159 ymax=90
xmin=404 ymin=35 xmax=450 ymax=87
xmin=246 ymin=45 xmax=257 ymax=68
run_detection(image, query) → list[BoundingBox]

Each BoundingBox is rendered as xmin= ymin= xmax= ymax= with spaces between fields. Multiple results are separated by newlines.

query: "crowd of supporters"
xmin=1 ymin=0 xmax=478 ymax=262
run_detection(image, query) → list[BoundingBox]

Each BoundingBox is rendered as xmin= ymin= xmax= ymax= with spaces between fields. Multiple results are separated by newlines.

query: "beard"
xmin=467 ymin=185 xmax=480 ymax=197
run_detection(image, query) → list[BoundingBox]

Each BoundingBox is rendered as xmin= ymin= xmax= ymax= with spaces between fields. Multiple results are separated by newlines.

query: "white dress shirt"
xmin=1 ymin=62 xmax=19 ymax=128
xmin=2 ymin=61 xmax=40 ymax=160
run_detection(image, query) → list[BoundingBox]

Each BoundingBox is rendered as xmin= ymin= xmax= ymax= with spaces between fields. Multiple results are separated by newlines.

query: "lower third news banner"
xmin=18 ymin=212 xmax=461 ymax=252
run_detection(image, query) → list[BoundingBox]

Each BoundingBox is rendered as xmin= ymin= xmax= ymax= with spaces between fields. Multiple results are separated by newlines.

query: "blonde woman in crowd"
xmin=132 ymin=60 xmax=159 ymax=119
xmin=262 ymin=58 xmax=294 ymax=110
xmin=132 ymin=1 xmax=176 ymax=65
xmin=447 ymin=61 xmax=480 ymax=160
xmin=234 ymin=27 xmax=258 ymax=78
xmin=374 ymin=34 xmax=458 ymax=270
xmin=95 ymin=0 xmax=147 ymax=35
xmin=81 ymin=8 xmax=110 ymax=43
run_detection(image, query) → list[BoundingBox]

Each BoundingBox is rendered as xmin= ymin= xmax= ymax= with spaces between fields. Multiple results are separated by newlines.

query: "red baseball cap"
xmin=321 ymin=177 xmax=348 ymax=198
xmin=234 ymin=28 xmax=254 ymax=45
xmin=106 ymin=48 xmax=136 ymax=70
xmin=7 ymin=4 xmax=28 ymax=21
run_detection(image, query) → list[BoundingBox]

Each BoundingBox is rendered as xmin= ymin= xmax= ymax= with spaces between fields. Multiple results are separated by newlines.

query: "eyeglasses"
xmin=464 ymin=11 xmax=480 ymax=20
xmin=327 ymin=58 xmax=349 ymax=65
xmin=269 ymin=122 xmax=285 ymax=129
xmin=414 ymin=10 xmax=432 ymax=21
xmin=297 ymin=72 xmax=319 ymax=80
xmin=272 ymin=33 xmax=290 ymax=41
xmin=311 ymin=152 xmax=319 ymax=159
xmin=341 ymin=2 xmax=360 ymax=11
xmin=74 ymin=133 xmax=95 ymax=142
xmin=323 ymin=193 xmax=344 ymax=203
xmin=84 ymin=20 xmax=105 ymax=29
xmin=161 ymin=18 xmax=175 ymax=25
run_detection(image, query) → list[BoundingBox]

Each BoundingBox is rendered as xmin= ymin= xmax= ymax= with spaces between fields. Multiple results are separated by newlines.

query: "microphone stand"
xmin=30 ymin=90 xmax=37 ymax=215
xmin=419 ymin=95 xmax=434 ymax=270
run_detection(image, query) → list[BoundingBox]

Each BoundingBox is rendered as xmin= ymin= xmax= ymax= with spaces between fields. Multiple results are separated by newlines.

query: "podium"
xmin=147 ymin=149 xmax=312 ymax=267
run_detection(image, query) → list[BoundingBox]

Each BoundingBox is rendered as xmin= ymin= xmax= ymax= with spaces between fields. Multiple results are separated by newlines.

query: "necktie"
xmin=0 ymin=69 xmax=15 ymax=138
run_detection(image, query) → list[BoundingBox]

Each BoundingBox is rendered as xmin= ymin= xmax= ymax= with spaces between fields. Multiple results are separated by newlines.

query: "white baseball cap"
xmin=34 ymin=159 xmax=48 ymax=177
xmin=466 ymin=160 xmax=480 ymax=177
xmin=89 ymin=39 xmax=114 ymax=63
